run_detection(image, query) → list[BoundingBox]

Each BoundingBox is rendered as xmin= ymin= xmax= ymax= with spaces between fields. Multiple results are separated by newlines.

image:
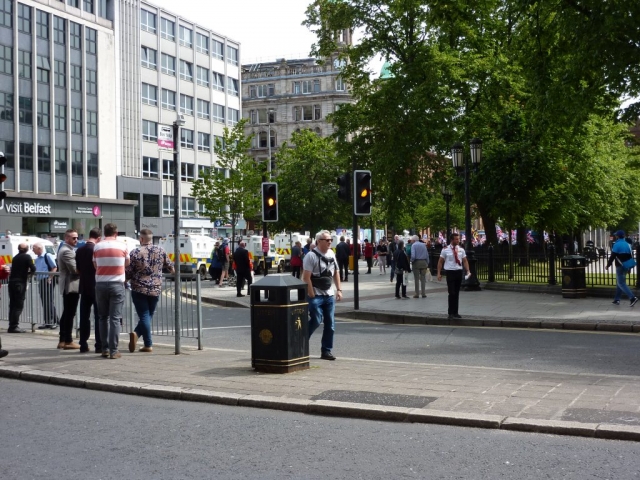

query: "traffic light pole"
xmin=352 ymin=159 xmax=359 ymax=311
xmin=173 ymin=121 xmax=182 ymax=355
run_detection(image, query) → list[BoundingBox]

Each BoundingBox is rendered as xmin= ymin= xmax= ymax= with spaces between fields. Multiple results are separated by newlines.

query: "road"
xmin=2 ymin=379 xmax=638 ymax=480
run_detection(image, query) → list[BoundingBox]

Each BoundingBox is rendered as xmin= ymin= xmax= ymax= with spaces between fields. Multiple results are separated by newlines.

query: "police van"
xmin=159 ymin=234 xmax=215 ymax=279
xmin=274 ymin=232 xmax=309 ymax=270
xmin=0 ymin=235 xmax=57 ymax=265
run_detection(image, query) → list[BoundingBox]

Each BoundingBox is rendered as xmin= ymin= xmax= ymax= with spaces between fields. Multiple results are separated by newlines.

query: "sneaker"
xmin=7 ymin=327 xmax=27 ymax=333
xmin=101 ymin=351 xmax=109 ymax=358
xmin=413 ymin=294 xmax=419 ymax=298
xmin=109 ymin=352 xmax=122 ymax=359
xmin=129 ymin=332 xmax=138 ymax=353
xmin=612 ymin=300 xmax=620 ymax=305
xmin=320 ymin=352 xmax=336 ymax=361
xmin=422 ymin=295 xmax=427 ymax=298
xmin=631 ymin=297 xmax=639 ymax=307
xmin=57 ymin=341 xmax=66 ymax=349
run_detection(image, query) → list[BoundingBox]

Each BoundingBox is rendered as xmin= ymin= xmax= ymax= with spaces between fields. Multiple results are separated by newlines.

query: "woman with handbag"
xmin=394 ymin=240 xmax=411 ymax=299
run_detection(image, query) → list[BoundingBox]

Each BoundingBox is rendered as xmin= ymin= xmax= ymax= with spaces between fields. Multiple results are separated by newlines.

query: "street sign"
xmin=158 ymin=125 xmax=174 ymax=151
xmin=262 ymin=236 xmax=269 ymax=253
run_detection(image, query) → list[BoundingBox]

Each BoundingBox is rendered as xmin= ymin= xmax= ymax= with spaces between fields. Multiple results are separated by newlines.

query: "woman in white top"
xmin=437 ymin=233 xmax=470 ymax=319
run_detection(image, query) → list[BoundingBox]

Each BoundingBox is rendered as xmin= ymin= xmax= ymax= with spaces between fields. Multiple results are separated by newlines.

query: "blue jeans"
xmin=308 ymin=294 xmax=335 ymax=354
xmin=131 ymin=291 xmax=159 ymax=347
xmin=96 ymin=282 xmax=125 ymax=355
xmin=614 ymin=266 xmax=635 ymax=301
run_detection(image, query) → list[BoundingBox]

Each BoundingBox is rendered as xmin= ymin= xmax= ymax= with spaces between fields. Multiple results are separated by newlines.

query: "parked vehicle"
xmin=0 ymin=235 xmax=57 ymax=264
xmin=159 ymin=234 xmax=215 ymax=279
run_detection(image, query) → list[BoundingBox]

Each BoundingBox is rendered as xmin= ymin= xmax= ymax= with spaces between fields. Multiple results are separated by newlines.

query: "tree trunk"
xmin=477 ymin=203 xmax=498 ymax=247
xmin=517 ymin=226 xmax=529 ymax=266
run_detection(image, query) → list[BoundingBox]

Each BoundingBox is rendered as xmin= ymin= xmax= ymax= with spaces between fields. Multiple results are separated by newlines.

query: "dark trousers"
xmin=8 ymin=280 xmax=27 ymax=328
xmin=390 ymin=259 xmax=396 ymax=282
xmin=60 ymin=292 xmax=80 ymax=344
xmin=365 ymin=257 xmax=372 ymax=273
xmin=236 ymin=270 xmax=252 ymax=295
xmin=337 ymin=258 xmax=348 ymax=281
xmin=445 ymin=269 xmax=463 ymax=315
xmin=80 ymin=293 xmax=101 ymax=350
xmin=291 ymin=265 xmax=301 ymax=279
xmin=395 ymin=273 xmax=407 ymax=297
xmin=38 ymin=279 xmax=58 ymax=325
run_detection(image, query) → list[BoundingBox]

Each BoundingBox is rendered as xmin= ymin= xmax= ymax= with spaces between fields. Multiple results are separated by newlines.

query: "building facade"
xmin=115 ymin=0 xmax=241 ymax=237
xmin=0 ymin=0 xmax=136 ymax=236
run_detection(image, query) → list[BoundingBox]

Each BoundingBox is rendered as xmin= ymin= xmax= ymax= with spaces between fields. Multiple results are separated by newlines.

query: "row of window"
xmin=141 ymin=157 xmax=222 ymax=182
xmin=126 ymin=193 xmax=204 ymax=218
xmin=58 ymin=0 xmax=110 ymax=19
xmin=142 ymin=121 xmax=227 ymax=152
xmin=141 ymin=84 xmax=228 ymax=122
xmin=247 ymin=78 xmax=346 ymax=98
xmin=141 ymin=47 xmax=238 ymax=95
xmin=140 ymin=9 xmax=237 ymax=64
xmin=0 ymin=139 xmax=98 ymax=177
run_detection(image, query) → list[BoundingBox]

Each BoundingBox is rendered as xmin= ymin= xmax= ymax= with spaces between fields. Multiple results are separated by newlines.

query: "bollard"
xmin=548 ymin=244 xmax=556 ymax=285
xmin=488 ymin=244 xmax=495 ymax=283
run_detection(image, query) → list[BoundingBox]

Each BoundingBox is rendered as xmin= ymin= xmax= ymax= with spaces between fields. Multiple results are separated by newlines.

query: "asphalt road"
xmin=193 ymin=304 xmax=640 ymax=376
xmin=2 ymin=379 xmax=639 ymax=480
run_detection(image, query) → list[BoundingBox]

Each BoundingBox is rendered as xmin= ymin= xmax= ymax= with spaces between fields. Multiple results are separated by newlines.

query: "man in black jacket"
xmin=75 ymin=228 xmax=102 ymax=353
xmin=8 ymin=243 xmax=36 ymax=333
xmin=234 ymin=241 xmax=252 ymax=297
xmin=335 ymin=236 xmax=350 ymax=282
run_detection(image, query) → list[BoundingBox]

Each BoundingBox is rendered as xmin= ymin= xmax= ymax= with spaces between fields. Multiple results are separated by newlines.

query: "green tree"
xmin=191 ymin=119 xmax=262 ymax=247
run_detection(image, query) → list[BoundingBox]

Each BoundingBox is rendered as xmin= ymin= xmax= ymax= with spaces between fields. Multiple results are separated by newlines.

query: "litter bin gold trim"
xmin=253 ymin=356 xmax=310 ymax=364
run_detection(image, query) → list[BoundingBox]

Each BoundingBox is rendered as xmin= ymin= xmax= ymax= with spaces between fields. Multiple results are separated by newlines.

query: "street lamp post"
xmin=451 ymin=138 xmax=482 ymax=291
xmin=173 ymin=115 xmax=186 ymax=354
xmin=267 ymin=108 xmax=274 ymax=179
xmin=441 ymin=184 xmax=453 ymax=242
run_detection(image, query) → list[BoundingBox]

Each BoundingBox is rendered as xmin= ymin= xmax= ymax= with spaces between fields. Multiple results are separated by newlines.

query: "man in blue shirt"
xmin=33 ymin=243 xmax=59 ymax=329
xmin=606 ymin=230 xmax=638 ymax=306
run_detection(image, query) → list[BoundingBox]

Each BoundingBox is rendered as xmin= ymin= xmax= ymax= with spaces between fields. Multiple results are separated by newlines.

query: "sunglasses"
xmin=319 ymin=238 xmax=332 ymax=243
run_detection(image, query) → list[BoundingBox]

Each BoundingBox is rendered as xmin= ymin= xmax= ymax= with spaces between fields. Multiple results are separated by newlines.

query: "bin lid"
xmin=562 ymin=255 xmax=586 ymax=260
xmin=251 ymin=273 xmax=307 ymax=288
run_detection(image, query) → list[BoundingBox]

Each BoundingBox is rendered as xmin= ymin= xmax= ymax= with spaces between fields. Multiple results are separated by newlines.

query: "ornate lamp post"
xmin=451 ymin=138 xmax=482 ymax=290
xmin=441 ymin=184 xmax=453 ymax=242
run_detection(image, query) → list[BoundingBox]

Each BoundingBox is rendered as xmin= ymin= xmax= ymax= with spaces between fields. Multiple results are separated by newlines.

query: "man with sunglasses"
xmin=302 ymin=230 xmax=342 ymax=361
xmin=57 ymin=229 xmax=81 ymax=350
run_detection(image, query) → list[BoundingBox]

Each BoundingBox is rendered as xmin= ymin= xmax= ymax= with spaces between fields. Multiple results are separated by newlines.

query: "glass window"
xmin=0 ymin=91 xmax=13 ymax=121
xmin=140 ymin=9 xmax=156 ymax=34
xmin=314 ymin=79 xmax=321 ymax=93
xmin=37 ymin=100 xmax=49 ymax=128
xmin=18 ymin=4 xmax=31 ymax=34
xmin=228 ymin=78 xmax=239 ymax=96
xmin=54 ymin=16 xmax=65 ymax=45
xmin=160 ymin=17 xmax=175 ymax=41
xmin=71 ymin=150 xmax=83 ymax=176
xmin=70 ymin=64 xmax=82 ymax=91
xmin=196 ymin=33 xmax=208 ymax=54
xmin=181 ymin=163 xmax=195 ymax=182
xmin=336 ymin=77 xmax=346 ymax=91
xmin=197 ymin=99 xmax=209 ymax=119
xmin=161 ymin=88 xmax=175 ymax=110
xmin=314 ymin=104 xmax=322 ymax=120
xmin=179 ymin=25 xmax=192 ymax=48
xmin=179 ymin=94 xmax=193 ymax=116
xmin=197 ymin=132 xmax=210 ymax=152
xmin=37 ymin=56 xmax=50 ymax=84
xmin=97 ymin=0 xmax=109 ymax=19
xmin=87 ymin=110 xmax=97 ymax=136
xmin=18 ymin=50 xmax=31 ymax=79
xmin=55 ymin=147 xmax=67 ymax=174
xmin=19 ymin=96 xmax=32 ymax=125
xmin=71 ymin=107 xmax=82 ymax=134
xmin=197 ymin=164 xmax=210 ymax=177
xmin=38 ymin=145 xmax=51 ymax=172
xmin=0 ymin=0 xmax=12 ymax=29
xmin=19 ymin=142 xmax=33 ymax=171
xmin=0 ymin=45 xmax=11 ymax=75
xmin=196 ymin=66 xmax=209 ymax=87
xmin=162 ymin=159 xmax=174 ymax=180
xmin=161 ymin=53 xmax=175 ymax=75
xmin=86 ymin=69 xmax=97 ymax=95
xmin=141 ymin=46 xmax=157 ymax=69
xmin=83 ymin=0 xmax=94 ymax=14
xmin=180 ymin=129 xmax=194 ymax=149
xmin=70 ymin=22 xmax=81 ymax=49
xmin=213 ymin=103 xmax=224 ymax=123
xmin=214 ymin=136 xmax=224 ymax=152
xmin=86 ymin=27 xmax=97 ymax=54
xmin=143 ymin=194 xmax=159 ymax=217
xmin=142 ymin=156 xmax=158 ymax=178
xmin=55 ymin=104 xmax=66 ymax=130
xmin=142 ymin=120 xmax=158 ymax=141
xmin=227 ymin=45 xmax=238 ymax=65
xmin=179 ymin=60 xmax=193 ymax=81
xmin=0 ymin=139 xmax=13 ymax=168
xmin=162 ymin=196 xmax=174 ymax=215
xmin=141 ymin=82 xmax=157 ymax=106
xmin=212 ymin=40 xmax=224 ymax=60
xmin=228 ymin=108 xmax=239 ymax=125
xmin=36 ymin=10 xmax=49 ymax=39
xmin=68 ymin=0 xmax=79 ymax=7
xmin=55 ymin=60 xmax=65 ymax=87
xmin=181 ymin=197 xmax=195 ymax=216
xmin=87 ymin=152 xmax=98 ymax=177
xmin=212 ymin=71 xmax=224 ymax=91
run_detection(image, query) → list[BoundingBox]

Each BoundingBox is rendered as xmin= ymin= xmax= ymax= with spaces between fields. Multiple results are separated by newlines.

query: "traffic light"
xmin=261 ymin=182 xmax=278 ymax=222
xmin=0 ymin=152 xmax=6 ymax=210
xmin=354 ymin=170 xmax=372 ymax=216
xmin=337 ymin=172 xmax=350 ymax=202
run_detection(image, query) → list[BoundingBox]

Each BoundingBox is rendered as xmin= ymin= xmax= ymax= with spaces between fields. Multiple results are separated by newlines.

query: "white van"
xmin=159 ymin=234 xmax=216 ymax=279
xmin=274 ymin=232 xmax=309 ymax=270
xmin=0 ymin=235 xmax=57 ymax=265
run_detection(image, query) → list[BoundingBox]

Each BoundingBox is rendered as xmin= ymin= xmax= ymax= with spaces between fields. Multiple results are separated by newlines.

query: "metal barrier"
xmin=0 ymin=272 xmax=202 ymax=351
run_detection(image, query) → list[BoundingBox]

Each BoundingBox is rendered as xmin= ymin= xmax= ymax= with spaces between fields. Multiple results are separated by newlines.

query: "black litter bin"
xmin=250 ymin=274 xmax=309 ymax=373
xmin=561 ymin=255 xmax=587 ymax=298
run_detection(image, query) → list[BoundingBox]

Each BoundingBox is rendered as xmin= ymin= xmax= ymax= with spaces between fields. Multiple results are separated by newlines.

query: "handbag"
xmin=622 ymin=258 xmax=637 ymax=270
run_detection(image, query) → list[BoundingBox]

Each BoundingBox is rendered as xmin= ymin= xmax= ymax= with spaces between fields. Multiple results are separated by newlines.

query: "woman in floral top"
xmin=126 ymin=229 xmax=174 ymax=353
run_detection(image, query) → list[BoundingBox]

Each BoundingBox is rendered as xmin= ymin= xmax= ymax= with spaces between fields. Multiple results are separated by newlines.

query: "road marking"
xmin=201 ymin=326 xmax=251 ymax=330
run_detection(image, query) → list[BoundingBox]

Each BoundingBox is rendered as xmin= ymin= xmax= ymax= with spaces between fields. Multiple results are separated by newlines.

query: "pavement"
xmin=2 ymin=265 xmax=640 ymax=442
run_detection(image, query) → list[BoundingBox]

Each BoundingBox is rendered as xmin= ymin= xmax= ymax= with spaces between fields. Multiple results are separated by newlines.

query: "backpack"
xmin=216 ymin=244 xmax=227 ymax=263
xmin=44 ymin=253 xmax=57 ymax=271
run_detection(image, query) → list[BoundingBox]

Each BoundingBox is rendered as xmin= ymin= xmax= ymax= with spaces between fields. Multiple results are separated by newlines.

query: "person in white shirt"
xmin=437 ymin=233 xmax=470 ymax=319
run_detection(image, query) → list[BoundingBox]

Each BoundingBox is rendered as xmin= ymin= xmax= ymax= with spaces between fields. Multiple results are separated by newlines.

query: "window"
xmin=55 ymin=148 xmax=67 ymax=173
xmin=181 ymin=163 xmax=195 ymax=183
xmin=36 ymin=10 xmax=49 ymax=39
xmin=162 ymin=159 xmax=174 ymax=180
xmin=87 ymin=111 xmax=97 ymax=136
xmin=198 ymin=201 xmax=207 ymax=216
xmin=0 ymin=45 xmax=11 ymax=75
xmin=197 ymin=132 xmax=210 ymax=152
xmin=20 ymin=142 xmax=33 ymax=170
xmin=197 ymin=164 xmax=210 ymax=177
xmin=250 ymin=109 xmax=274 ymax=125
xmin=86 ymin=69 xmax=97 ymax=95
xmin=181 ymin=197 xmax=195 ymax=216
xmin=143 ymin=194 xmax=159 ymax=217
xmin=228 ymin=108 xmax=239 ymax=125
xmin=228 ymin=78 xmax=239 ymax=96
xmin=197 ymin=99 xmax=209 ymax=119
xmin=141 ymin=83 xmax=157 ymax=106
xmin=0 ymin=91 xmax=13 ymax=121
xmin=68 ymin=0 xmax=79 ymax=7
xmin=97 ymin=0 xmax=109 ymax=19
xmin=19 ymin=97 xmax=32 ymax=124
xmin=0 ymin=139 xmax=13 ymax=167
xmin=336 ymin=77 xmax=346 ymax=91
xmin=196 ymin=66 xmax=209 ymax=87
xmin=212 ymin=71 xmax=224 ymax=91
xmin=314 ymin=104 xmax=322 ymax=120
xmin=161 ymin=53 xmax=175 ymax=75
xmin=70 ymin=22 xmax=81 ymax=49
xmin=83 ymin=0 xmax=94 ymax=14
xmin=71 ymin=107 xmax=82 ymax=134
xmin=140 ymin=9 xmax=156 ymax=33
xmin=180 ymin=129 xmax=194 ymax=149
xmin=55 ymin=60 xmax=65 ymax=87
xmin=214 ymin=135 xmax=224 ymax=152
xmin=212 ymin=39 xmax=224 ymax=60
xmin=142 ymin=156 xmax=158 ymax=178
xmin=160 ymin=17 xmax=175 ymax=41
xmin=86 ymin=27 xmax=97 ymax=54
xmin=162 ymin=196 xmax=174 ymax=215
xmin=87 ymin=152 xmax=98 ymax=177
xmin=258 ymin=131 xmax=267 ymax=148
xmin=38 ymin=145 xmax=51 ymax=172
xmin=294 ymin=105 xmax=321 ymax=121
xmin=18 ymin=50 xmax=31 ymax=79
xmin=270 ymin=130 xmax=277 ymax=147
xmin=54 ymin=16 xmax=65 ymax=45
xmin=227 ymin=45 xmax=238 ymax=65
xmin=37 ymin=100 xmax=49 ymax=128
xmin=179 ymin=94 xmax=193 ymax=115
xmin=70 ymin=65 xmax=82 ymax=91
xmin=142 ymin=120 xmax=158 ymax=141
xmin=213 ymin=103 xmax=224 ymax=123
xmin=250 ymin=84 xmax=275 ymax=98
xmin=161 ymin=89 xmax=175 ymax=110
xmin=18 ymin=4 xmax=31 ymax=34
xmin=179 ymin=25 xmax=192 ymax=47
xmin=179 ymin=60 xmax=193 ymax=81
xmin=55 ymin=104 xmax=66 ymax=130
xmin=196 ymin=33 xmax=208 ymax=54
xmin=37 ymin=56 xmax=50 ymax=84
xmin=71 ymin=150 xmax=82 ymax=176
xmin=0 ymin=0 xmax=12 ymax=29
xmin=141 ymin=46 xmax=157 ymax=69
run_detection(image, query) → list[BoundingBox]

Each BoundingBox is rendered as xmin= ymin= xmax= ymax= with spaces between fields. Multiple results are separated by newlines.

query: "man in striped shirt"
xmin=93 ymin=223 xmax=130 ymax=359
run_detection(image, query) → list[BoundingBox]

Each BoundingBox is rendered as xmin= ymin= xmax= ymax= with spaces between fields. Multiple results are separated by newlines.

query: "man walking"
xmin=606 ymin=230 xmax=638 ymax=307
xmin=217 ymin=238 xmax=230 ymax=287
xmin=0 ymin=258 xmax=9 ymax=357
xmin=93 ymin=223 xmax=129 ymax=359
xmin=75 ymin=228 xmax=102 ymax=353
xmin=335 ymin=236 xmax=350 ymax=282
xmin=7 ymin=243 xmax=36 ymax=333
xmin=388 ymin=235 xmax=398 ymax=283
xmin=58 ymin=229 xmax=81 ymax=349
xmin=233 ymin=241 xmax=251 ymax=297
xmin=127 ymin=228 xmax=173 ymax=353
xmin=303 ymin=230 xmax=342 ymax=361
xmin=437 ymin=233 xmax=470 ymax=319
xmin=33 ymin=243 xmax=59 ymax=330
xmin=410 ymin=235 xmax=429 ymax=298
